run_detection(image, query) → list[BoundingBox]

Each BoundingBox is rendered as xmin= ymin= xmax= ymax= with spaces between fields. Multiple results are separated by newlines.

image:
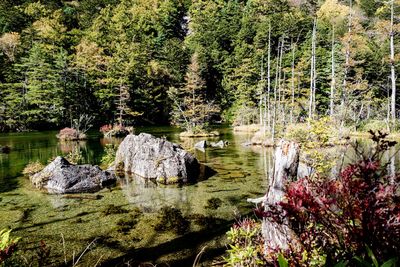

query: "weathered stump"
xmin=262 ymin=140 xmax=300 ymax=252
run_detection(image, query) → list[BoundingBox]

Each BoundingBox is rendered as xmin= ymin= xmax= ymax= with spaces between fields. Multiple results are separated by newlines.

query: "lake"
xmin=0 ymin=127 xmax=275 ymax=266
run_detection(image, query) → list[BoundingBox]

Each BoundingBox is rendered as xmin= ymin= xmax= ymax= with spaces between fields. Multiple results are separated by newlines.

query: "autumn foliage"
xmin=252 ymin=131 xmax=400 ymax=266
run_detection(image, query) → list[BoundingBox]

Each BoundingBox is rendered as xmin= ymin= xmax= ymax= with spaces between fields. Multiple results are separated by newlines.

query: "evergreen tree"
xmin=170 ymin=52 xmax=219 ymax=132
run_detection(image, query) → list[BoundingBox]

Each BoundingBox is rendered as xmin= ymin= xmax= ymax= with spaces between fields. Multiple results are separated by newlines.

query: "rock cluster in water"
xmin=31 ymin=157 xmax=116 ymax=194
xmin=112 ymin=133 xmax=201 ymax=184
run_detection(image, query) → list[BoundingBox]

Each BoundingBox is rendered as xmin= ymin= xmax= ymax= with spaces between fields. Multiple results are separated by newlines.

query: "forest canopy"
xmin=0 ymin=0 xmax=398 ymax=131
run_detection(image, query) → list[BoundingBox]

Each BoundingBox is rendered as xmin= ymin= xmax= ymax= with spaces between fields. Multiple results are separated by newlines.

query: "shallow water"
xmin=0 ymin=127 xmax=274 ymax=266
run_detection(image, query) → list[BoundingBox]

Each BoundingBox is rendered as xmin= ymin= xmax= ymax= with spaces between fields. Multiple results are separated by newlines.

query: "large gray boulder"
xmin=31 ymin=157 xmax=116 ymax=194
xmin=113 ymin=133 xmax=200 ymax=184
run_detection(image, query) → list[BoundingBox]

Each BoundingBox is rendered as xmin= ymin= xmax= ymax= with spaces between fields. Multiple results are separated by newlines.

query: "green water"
xmin=0 ymin=127 xmax=274 ymax=266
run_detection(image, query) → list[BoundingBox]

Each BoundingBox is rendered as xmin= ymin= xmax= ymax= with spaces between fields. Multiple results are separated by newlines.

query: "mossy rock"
xmin=156 ymin=176 xmax=182 ymax=185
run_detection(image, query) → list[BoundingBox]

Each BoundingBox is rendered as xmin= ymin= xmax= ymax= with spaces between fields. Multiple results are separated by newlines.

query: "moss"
xmin=154 ymin=206 xmax=189 ymax=235
xmin=167 ymin=176 xmax=180 ymax=184
xmin=102 ymin=204 xmax=128 ymax=216
xmin=157 ymin=177 xmax=166 ymax=184
xmin=205 ymin=197 xmax=222 ymax=210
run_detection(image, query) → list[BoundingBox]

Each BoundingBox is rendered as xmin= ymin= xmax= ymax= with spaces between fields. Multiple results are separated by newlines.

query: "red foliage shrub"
xmin=262 ymin=131 xmax=400 ymax=265
xmin=100 ymin=124 xmax=113 ymax=134
xmin=100 ymin=124 xmax=130 ymax=137
xmin=56 ymin=127 xmax=86 ymax=141
xmin=0 ymin=243 xmax=17 ymax=263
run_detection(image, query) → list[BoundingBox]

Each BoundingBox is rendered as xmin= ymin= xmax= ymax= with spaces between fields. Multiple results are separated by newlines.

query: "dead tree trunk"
xmin=290 ymin=42 xmax=296 ymax=124
xmin=330 ymin=25 xmax=336 ymax=118
xmin=263 ymin=140 xmax=300 ymax=251
xmin=309 ymin=18 xmax=317 ymax=121
xmin=390 ymin=0 xmax=396 ymax=127
xmin=267 ymin=23 xmax=272 ymax=133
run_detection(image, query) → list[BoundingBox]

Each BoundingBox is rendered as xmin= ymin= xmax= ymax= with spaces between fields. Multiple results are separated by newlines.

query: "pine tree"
xmin=170 ymin=52 xmax=219 ymax=133
xmin=16 ymin=43 xmax=64 ymax=127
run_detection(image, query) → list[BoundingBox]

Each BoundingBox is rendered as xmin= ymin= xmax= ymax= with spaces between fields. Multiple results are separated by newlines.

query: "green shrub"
xmin=101 ymin=144 xmax=117 ymax=167
xmin=224 ymin=218 xmax=266 ymax=266
xmin=284 ymin=123 xmax=309 ymax=143
xmin=65 ymin=148 xmax=83 ymax=164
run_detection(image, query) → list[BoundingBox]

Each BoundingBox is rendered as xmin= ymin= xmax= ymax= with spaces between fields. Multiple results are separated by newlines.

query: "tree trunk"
xmin=260 ymin=54 xmax=264 ymax=128
xmin=390 ymin=0 xmax=396 ymax=127
xmin=262 ymin=140 xmax=300 ymax=252
xmin=278 ymin=37 xmax=285 ymax=125
xmin=330 ymin=25 xmax=336 ymax=118
xmin=342 ymin=0 xmax=352 ymax=111
xmin=290 ymin=43 xmax=296 ymax=124
xmin=272 ymin=40 xmax=280 ymax=141
xmin=267 ymin=23 xmax=272 ymax=133
xmin=309 ymin=18 xmax=317 ymax=121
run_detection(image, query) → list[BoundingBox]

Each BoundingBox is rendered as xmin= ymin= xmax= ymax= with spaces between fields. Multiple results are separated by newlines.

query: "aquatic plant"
xmin=65 ymin=148 xmax=83 ymax=165
xmin=189 ymin=214 xmax=225 ymax=230
xmin=101 ymin=144 xmax=117 ymax=167
xmin=35 ymin=240 xmax=51 ymax=266
xmin=102 ymin=204 xmax=128 ymax=216
xmin=154 ymin=206 xmax=189 ymax=235
xmin=205 ymin=197 xmax=222 ymax=210
xmin=22 ymin=161 xmax=44 ymax=177
xmin=115 ymin=216 xmax=139 ymax=233
xmin=0 ymin=229 xmax=20 ymax=263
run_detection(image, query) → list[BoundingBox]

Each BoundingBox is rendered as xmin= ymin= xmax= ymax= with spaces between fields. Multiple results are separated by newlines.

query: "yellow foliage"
xmin=32 ymin=10 xmax=66 ymax=42
xmin=0 ymin=32 xmax=20 ymax=61
xmin=74 ymin=39 xmax=109 ymax=73
xmin=317 ymin=0 xmax=349 ymax=26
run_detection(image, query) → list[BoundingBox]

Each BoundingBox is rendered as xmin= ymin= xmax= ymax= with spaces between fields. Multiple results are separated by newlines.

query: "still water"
xmin=0 ymin=127 xmax=274 ymax=266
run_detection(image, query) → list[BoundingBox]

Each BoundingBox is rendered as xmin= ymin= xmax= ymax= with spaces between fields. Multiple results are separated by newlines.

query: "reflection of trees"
xmin=99 ymin=137 xmax=123 ymax=147
xmin=59 ymin=140 xmax=87 ymax=154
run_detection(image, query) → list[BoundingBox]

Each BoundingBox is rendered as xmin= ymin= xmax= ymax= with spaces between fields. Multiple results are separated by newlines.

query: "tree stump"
xmin=262 ymin=139 xmax=300 ymax=252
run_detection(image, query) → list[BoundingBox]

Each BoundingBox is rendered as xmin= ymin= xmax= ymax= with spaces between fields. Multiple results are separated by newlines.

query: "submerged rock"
xmin=31 ymin=157 xmax=116 ymax=194
xmin=112 ymin=133 xmax=201 ymax=184
xmin=0 ymin=145 xmax=11 ymax=153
